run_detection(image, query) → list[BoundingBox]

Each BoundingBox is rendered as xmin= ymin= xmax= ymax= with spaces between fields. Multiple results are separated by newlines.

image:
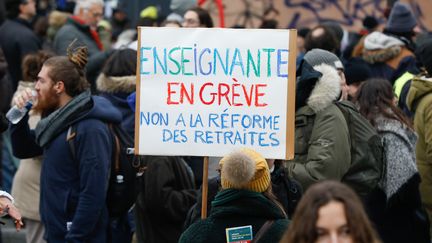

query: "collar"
xmin=12 ymin=17 xmax=32 ymax=29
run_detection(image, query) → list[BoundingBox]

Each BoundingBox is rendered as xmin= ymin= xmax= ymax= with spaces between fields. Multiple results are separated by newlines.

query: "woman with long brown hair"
xmin=356 ymin=78 xmax=429 ymax=243
xmin=280 ymin=180 xmax=380 ymax=243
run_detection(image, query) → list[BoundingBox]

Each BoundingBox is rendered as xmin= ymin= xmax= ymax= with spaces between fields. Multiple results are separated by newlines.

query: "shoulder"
xmin=377 ymin=119 xmax=416 ymax=146
xmin=55 ymin=23 xmax=80 ymax=39
xmin=315 ymin=104 xmax=347 ymax=126
xmin=179 ymin=219 xmax=212 ymax=243
xmin=75 ymin=119 xmax=109 ymax=134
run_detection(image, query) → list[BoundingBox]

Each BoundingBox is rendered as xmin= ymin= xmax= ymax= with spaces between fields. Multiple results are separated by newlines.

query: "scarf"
xmin=35 ymin=90 xmax=92 ymax=147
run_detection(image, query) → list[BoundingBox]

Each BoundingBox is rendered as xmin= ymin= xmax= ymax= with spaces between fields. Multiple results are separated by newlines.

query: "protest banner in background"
xmin=135 ymin=27 xmax=296 ymax=159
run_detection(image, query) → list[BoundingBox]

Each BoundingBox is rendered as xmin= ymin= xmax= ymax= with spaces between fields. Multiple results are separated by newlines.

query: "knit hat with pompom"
xmin=219 ymin=148 xmax=270 ymax=193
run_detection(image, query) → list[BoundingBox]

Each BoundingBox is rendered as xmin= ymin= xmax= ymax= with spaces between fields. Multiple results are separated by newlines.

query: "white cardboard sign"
xmin=135 ymin=27 xmax=296 ymax=159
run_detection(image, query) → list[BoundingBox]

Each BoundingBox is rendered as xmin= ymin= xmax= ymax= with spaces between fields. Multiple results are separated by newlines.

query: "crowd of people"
xmin=0 ymin=0 xmax=432 ymax=242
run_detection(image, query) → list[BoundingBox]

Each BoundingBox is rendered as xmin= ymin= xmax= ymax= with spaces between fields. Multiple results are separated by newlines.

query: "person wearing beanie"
xmin=383 ymin=1 xmax=420 ymax=52
xmin=303 ymin=48 xmax=349 ymax=101
xmin=287 ymin=50 xmax=351 ymax=191
xmin=362 ymin=31 xmax=417 ymax=85
xmin=180 ymin=148 xmax=289 ymax=243
xmin=406 ymin=38 xmax=432 ymax=237
xmin=344 ymin=57 xmax=373 ymax=100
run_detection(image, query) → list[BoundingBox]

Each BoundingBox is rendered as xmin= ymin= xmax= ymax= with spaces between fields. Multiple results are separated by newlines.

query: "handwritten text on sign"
xmin=136 ymin=28 xmax=294 ymax=159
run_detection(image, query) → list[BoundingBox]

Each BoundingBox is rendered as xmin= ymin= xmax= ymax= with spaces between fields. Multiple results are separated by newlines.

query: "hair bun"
xmin=67 ymin=39 xmax=88 ymax=69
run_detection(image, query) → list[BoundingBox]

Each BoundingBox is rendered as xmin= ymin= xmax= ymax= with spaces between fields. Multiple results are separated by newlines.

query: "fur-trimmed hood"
xmin=96 ymin=73 xmax=136 ymax=94
xmin=306 ymin=64 xmax=341 ymax=112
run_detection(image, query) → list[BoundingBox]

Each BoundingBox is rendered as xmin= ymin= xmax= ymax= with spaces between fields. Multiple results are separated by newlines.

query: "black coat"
xmin=134 ymin=156 xmax=197 ymax=243
xmin=0 ymin=18 xmax=41 ymax=90
xmin=366 ymin=174 xmax=430 ymax=243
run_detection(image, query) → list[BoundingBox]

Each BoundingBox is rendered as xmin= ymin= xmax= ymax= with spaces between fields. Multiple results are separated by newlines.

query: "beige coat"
xmin=11 ymin=81 xmax=42 ymax=221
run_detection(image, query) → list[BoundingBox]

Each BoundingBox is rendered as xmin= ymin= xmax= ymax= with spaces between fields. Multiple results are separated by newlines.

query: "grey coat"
xmin=53 ymin=17 xmax=111 ymax=87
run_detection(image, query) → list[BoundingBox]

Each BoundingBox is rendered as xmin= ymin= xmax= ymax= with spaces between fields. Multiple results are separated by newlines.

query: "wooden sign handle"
xmin=201 ymin=156 xmax=209 ymax=219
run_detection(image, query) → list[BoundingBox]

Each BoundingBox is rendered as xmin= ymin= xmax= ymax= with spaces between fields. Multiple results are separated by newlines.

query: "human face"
xmin=35 ymin=65 xmax=60 ymax=112
xmin=84 ymin=4 xmax=104 ymax=29
xmin=183 ymin=10 xmax=200 ymax=28
xmin=20 ymin=0 xmax=36 ymax=19
xmin=338 ymin=70 xmax=349 ymax=101
xmin=315 ymin=201 xmax=353 ymax=243
xmin=347 ymin=84 xmax=360 ymax=100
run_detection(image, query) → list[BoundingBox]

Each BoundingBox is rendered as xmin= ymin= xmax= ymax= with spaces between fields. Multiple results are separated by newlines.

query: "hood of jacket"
xmin=96 ymin=73 xmax=136 ymax=94
xmin=306 ymin=64 xmax=341 ymax=112
xmin=406 ymin=75 xmax=432 ymax=111
xmin=296 ymin=61 xmax=341 ymax=112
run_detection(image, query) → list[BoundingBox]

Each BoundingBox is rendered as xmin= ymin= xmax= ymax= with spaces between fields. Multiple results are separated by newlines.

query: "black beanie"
xmin=344 ymin=58 xmax=372 ymax=85
xmin=363 ymin=16 xmax=378 ymax=31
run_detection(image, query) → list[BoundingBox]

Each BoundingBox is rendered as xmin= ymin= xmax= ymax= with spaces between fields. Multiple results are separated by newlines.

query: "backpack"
xmin=334 ymin=101 xmax=385 ymax=197
xmin=67 ymin=122 xmax=146 ymax=218
xmin=295 ymin=101 xmax=384 ymax=198
xmin=271 ymin=166 xmax=303 ymax=218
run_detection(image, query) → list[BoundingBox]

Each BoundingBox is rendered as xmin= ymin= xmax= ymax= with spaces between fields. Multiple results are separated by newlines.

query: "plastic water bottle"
xmin=6 ymin=90 xmax=37 ymax=124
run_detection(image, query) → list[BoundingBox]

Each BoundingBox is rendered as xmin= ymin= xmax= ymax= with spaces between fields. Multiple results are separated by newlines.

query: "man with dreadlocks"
xmin=10 ymin=44 xmax=121 ymax=242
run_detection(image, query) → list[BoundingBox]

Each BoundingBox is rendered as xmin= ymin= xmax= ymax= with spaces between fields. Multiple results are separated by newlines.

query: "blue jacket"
xmin=11 ymin=96 xmax=122 ymax=243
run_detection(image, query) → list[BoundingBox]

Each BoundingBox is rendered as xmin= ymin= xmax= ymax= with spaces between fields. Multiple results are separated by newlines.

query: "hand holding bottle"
xmin=13 ymin=88 xmax=36 ymax=109
xmin=6 ymin=88 xmax=37 ymax=124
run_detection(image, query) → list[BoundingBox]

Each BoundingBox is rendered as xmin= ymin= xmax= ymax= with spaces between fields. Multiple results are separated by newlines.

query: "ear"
xmin=54 ymin=81 xmax=65 ymax=95
xmin=18 ymin=3 xmax=26 ymax=14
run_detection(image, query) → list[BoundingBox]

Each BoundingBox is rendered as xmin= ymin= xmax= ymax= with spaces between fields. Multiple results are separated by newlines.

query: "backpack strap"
xmin=108 ymin=124 xmax=121 ymax=173
xmin=280 ymin=169 xmax=303 ymax=216
xmin=252 ymin=220 xmax=274 ymax=243
xmin=67 ymin=124 xmax=78 ymax=160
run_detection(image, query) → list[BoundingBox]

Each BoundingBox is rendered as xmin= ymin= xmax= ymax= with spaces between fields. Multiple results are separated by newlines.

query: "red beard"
xmin=33 ymin=88 xmax=59 ymax=117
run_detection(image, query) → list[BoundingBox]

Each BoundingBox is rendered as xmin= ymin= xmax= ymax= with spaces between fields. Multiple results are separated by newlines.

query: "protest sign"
xmin=135 ymin=27 xmax=296 ymax=159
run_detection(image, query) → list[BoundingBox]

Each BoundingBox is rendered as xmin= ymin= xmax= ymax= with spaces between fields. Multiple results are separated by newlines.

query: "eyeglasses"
xmin=183 ymin=18 xmax=200 ymax=25
xmin=88 ymin=9 xmax=104 ymax=18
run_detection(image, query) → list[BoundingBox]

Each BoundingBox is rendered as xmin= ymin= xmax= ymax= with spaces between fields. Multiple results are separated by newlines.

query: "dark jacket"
xmin=0 ymin=18 xmax=41 ymax=89
xmin=179 ymin=189 xmax=289 ymax=243
xmin=11 ymin=95 xmax=122 ymax=243
xmin=134 ymin=156 xmax=197 ymax=243
xmin=0 ymin=47 xmax=13 ymax=113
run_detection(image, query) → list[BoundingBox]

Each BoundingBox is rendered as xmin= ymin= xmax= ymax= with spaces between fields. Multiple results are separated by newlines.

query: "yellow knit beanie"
xmin=219 ymin=148 xmax=270 ymax=193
